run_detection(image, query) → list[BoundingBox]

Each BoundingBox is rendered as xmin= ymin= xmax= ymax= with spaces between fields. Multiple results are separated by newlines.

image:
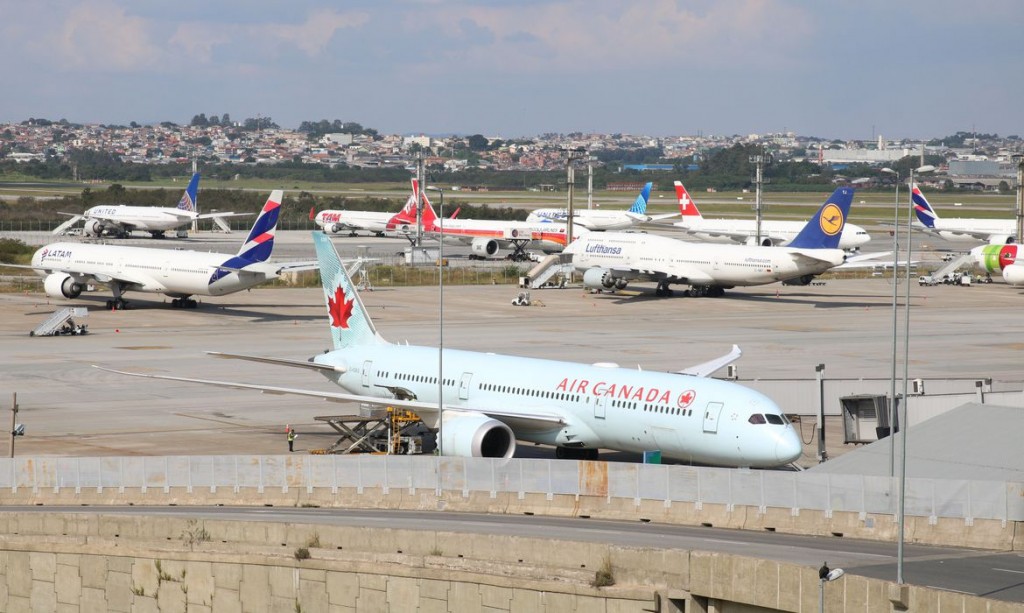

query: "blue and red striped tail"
xmin=911 ymin=184 xmax=938 ymax=228
xmin=236 ymin=190 xmax=283 ymax=263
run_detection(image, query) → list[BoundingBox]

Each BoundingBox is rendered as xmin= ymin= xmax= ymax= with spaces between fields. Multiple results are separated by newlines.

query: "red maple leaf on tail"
xmin=327 ymin=286 xmax=355 ymax=328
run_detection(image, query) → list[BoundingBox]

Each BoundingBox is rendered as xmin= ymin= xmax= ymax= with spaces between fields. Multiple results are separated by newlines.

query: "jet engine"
xmin=781 ymin=274 xmax=815 ymax=286
xmin=745 ymin=236 xmax=776 ymax=247
xmin=470 ymin=237 xmax=501 ymax=258
xmin=330 ymin=223 xmax=343 ymax=234
xmin=1003 ymin=265 xmax=1024 ymax=287
xmin=440 ymin=412 xmax=515 ymax=458
xmin=583 ymin=268 xmax=628 ymax=291
xmin=989 ymin=235 xmax=1014 ymax=245
xmin=84 ymin=219 xmax=106 ymax=237
xmin=44 ymin=273 xmax=84 ymax=299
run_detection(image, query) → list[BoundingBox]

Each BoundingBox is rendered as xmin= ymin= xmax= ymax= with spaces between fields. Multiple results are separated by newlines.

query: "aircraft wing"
xmin=4 ymin=262 xmax=154 ymax=289
xmin=213 ymin=260 xmax=320 ymax=275
xmin=195 ymin=211 xmax=252 ymax=221
xmin=836 ymin=251 xmax=898 ymax=269
xmin=95 ymin=366 xmax=567 ymax=431
xmin=674 ymin=345 xmax=742 ymax=377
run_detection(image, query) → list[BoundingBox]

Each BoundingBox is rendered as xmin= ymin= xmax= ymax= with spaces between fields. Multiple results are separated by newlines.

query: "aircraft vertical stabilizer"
xmin=312 ymin=231 xmax=385 ymax=349
xmin=787 ymin=187 xmax=854 ymax=250
xmin=177 ymin=173 xmax=201 ymax=212
xmin=628 ymin=182 xmax=653 ymax=214
xmin=235 ymin=190 xmax=282 ymax=262
xmin=911 ymin=184 xmax=938 ymax=228
xmin=675 ymin=181 xmax=703 ymax=218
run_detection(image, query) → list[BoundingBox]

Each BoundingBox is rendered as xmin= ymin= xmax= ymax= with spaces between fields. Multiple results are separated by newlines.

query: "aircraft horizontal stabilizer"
xmin=674 ymin=345 xmax=742 ymax=377
xmin=206 ymin=351 xmax=347 ymax=374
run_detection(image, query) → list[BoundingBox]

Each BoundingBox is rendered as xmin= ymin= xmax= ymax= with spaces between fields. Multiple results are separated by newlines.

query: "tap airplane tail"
xmin=786 ymin=187 xmax=854 ymax=250
xmin=675 ymin=181 xmax=703 ymax=218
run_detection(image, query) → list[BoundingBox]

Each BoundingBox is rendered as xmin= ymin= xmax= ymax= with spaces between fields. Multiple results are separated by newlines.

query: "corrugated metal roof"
xmin=807 ymin=403 xmax=1024 ymax=482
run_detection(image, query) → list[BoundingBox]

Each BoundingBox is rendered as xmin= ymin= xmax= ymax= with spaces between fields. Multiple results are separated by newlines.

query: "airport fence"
xmin=0 ymin=455 xmax=1020 ymax=523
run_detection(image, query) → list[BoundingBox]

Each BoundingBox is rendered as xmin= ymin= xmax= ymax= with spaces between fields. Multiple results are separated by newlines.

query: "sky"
xmin=2 ymin=0 xmax=1022 ymax=140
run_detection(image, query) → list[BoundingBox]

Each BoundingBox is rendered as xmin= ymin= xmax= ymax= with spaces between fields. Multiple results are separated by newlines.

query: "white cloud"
xmin=56 ymin=1 xmax=162 ymax=71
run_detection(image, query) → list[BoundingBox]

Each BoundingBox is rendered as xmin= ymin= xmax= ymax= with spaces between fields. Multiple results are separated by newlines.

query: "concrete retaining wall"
xmin=0 ymin=513 xmax=1021 ymax=613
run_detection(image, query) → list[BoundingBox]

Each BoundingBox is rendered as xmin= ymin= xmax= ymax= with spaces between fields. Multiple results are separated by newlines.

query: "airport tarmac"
xmin=1 ymin=248 xmax=1021 ymax=467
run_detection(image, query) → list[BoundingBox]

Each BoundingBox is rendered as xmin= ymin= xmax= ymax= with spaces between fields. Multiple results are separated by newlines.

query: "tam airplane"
xmin=388 ymin=180 xmax=587 ymax=260
xmin=566 ymin=187 xmax=856 ymax=297
xmin=54 ymin=173 xmax=246 ymax=238
xmin=100 ymin=231 xmax=803 ymax=468
xmin=12 ymin=191 xmax=316 ymax=310
xmin=312 ymin=198 xmax=405 ymax=237
xmin=912 ymin=184 xmax=1017 ymax=244
xmin=526 ymin=183 xmax=678 ymax=231
xmin=672 ymin=181 xmax=871 ymax=250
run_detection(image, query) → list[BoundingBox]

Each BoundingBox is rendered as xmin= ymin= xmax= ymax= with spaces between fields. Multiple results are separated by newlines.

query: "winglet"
xmin=787 ymin=187 xmax=854 ymax=250
xmin=312 ymin=231 xmax=385 ymax=349
xmin=675 ymin=181 xmax=702 ymax=218
xmin=628 ymin=182 xmax=653 ymax=215
xmin=911 ymin=184 xmax=938 ymax=228
xmin=177 ymin=173 xmax=201 ymax=212
xmin=675 ymin=345 xmax=742 ymax=377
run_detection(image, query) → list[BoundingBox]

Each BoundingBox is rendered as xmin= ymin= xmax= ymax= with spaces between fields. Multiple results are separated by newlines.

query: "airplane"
xmin=99 ymin=230 xmax=804 ymax=468
xmin=53 ymin=173 xmax=247 ymax=238
xmin=912 ymin=184 xmax=1017 ymax=244
xmin=8 ymin=190 xmax=317 ymax=310
xmin=388 ymin=181 xmax=587 ymax=260
xmin=565 ymin=187 xmax=856 ymax=297
xmin=672 ymin=181 xmax=871 ymax=250
xmin=526 ymin=183 xmax=678 ymax=231
xmin=313 ymin=182 xmax=462 ymax=237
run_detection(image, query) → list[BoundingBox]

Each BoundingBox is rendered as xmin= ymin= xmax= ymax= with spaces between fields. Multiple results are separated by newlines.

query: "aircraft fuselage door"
xmin=594 ymin=397 xmax=606 ymax=420
xmin=458 ymin=372 xmax=473 ymax=400
xmin=361 ymin=360 xmax=373 ymax=388
xmin=703 ymin=401 xmax=724 ymax=434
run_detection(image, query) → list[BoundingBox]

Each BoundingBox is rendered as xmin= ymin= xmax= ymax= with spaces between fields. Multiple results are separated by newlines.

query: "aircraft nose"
xmin=775 ymin=427 xmax=803 ymax=464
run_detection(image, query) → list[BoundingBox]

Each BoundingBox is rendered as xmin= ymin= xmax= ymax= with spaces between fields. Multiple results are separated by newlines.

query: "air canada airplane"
xmin=672 ymin=181 xmax=871 ymax=250
xmin=526 ymin=183 xmax=678 ymax=231
xmin=912 ymin=184 xmax=1017 ymax=244
xmin=100 ymin=231 xmax=804 ymax=468
xmin=54 ymin=173 xmax=246 ymax=238
xmin=566 ymin=187 xmax=856 ymax=297
xmin=12 ymin=190 xmax=316 ymax=309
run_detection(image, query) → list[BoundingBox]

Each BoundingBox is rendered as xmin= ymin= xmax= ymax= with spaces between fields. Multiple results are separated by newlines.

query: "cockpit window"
xmin=765 ymin=414 xmax=784 ymax=425
xmin=748 ymin=414 xmax=766 ymax=424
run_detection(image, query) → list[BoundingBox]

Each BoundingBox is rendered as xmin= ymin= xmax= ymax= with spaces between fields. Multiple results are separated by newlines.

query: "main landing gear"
xmin=555 ymin=447 xmax=599 ymax=461
xmin=655 ymin=282 xmax=674 ymax=297
xmin=687 ymin=285 xmax=725 ymax=298
xmin=171 ymin=297 xmax=198 ymax=309
xmin=105 ymin=298 xmax=128 ymax=310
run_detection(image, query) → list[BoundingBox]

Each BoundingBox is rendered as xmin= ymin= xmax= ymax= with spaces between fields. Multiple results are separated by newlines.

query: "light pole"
xmin=426 ymin=186 xmax=444 ymax=456
xmin=818 ymin=562 xmax=845 ymax=613
xmin=897 ymin=164 xmax=935 ymax=585
xmin=880 ymin=167 xmax=901 ymax=477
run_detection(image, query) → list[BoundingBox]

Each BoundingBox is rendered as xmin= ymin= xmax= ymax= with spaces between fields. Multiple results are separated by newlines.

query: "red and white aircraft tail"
xmin=674 ymin=181 xmax=703 ymax=218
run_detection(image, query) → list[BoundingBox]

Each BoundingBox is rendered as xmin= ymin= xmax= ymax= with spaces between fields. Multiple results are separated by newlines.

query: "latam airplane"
xmin=388 ymin=181 xmax=587 ymax=260
xmin=526 ymin=183 xmax=678 ymax=231
xmin=101 ymin=231 xmax=804 ymax=467
xmin=912 ymin=184 xmax=1017 ymax=244
xmin=54 ymin=174 xmax=246 ymax=238
xmin=673 ymin=181 xmax=871 ymax=250
xmin=12 ymin=191 xmax=316 ymax=310
xmin=566 ymin=187 xmax=855 ymax=297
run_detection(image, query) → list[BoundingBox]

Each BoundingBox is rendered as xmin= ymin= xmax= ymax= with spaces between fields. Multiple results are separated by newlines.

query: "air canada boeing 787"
xmin=101 ymin=231 xmax=803 ymax=468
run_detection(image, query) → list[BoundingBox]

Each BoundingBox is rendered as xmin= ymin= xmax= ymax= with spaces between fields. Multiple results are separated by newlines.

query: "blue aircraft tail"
xmin=176 ymin=173 xmax=201 ymax=212
xmin=208 ymin=190 xmax=283 ymax=285
xmin=312 ymin=231 xmax=384 ymax=349
xmin=911 ymin=184 xmax=938 ymax=228
xmin=627 ymin=182 xmax=653 ymax=214
xmin=787 ymin=187 xmax=855 ymax=249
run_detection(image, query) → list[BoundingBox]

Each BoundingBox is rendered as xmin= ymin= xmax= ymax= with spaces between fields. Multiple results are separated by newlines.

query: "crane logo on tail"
xmin=327 ymin=286 xmax=355 ymax=329
xmin=819 ymin=203 xmax=844 ymax=236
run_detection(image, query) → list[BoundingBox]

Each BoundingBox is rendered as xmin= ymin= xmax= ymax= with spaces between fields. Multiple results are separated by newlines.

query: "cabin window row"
xmin=385 ymin=371 xmax=455 ymax=387
xmin=479 ymin=382 xmax=580 ymax=403
xmin=641 ymin=403 xmax=693 ymax=417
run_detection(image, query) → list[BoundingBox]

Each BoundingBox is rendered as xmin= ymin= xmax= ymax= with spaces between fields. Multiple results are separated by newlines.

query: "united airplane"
xmin=673 ymin=181 xmax=871 ymax=250
xmin=913 ymin=184 xmax=1016 ymax=244
xmin=54 ymin=173 xmax=246 ymax=238
xmin=13 ymin=190 xmax=315 ymax=309
xmin=566 ymin=187 xmax=855 ymax=297
xmin=526 ymin=183 xmax=678 ymax=231
xmin=100 ymin=231 xmax=804 ymax=468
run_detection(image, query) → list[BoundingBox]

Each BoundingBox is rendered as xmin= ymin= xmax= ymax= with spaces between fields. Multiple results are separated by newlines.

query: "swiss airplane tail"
xmin=235 ymin=190 xmax=282 ymax=262
xmin=674 ymin=181 xmax=703 ymax=218
xmin=313 ymin=231 xmax=384 ymax=349
xmin=627 ymin=182 xmax=653 ymax=214
xmin=911 ymin=184 xmax=938 ymax=228
xmin=176 ymin=173 xmax=201 ymax=212
xmin=787 ymin=187 xmax=854 ymax=250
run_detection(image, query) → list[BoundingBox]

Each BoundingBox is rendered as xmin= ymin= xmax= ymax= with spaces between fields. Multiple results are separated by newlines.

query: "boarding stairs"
xmin=919 ymin=253 xmax=975 ymax=285
xmin=51 ymin=215 xmax=83 ymax=236
xmin=522 ymin=253 xmax=574 ymax=289
xmin=31 ymin=307 xmax=89 ymax=337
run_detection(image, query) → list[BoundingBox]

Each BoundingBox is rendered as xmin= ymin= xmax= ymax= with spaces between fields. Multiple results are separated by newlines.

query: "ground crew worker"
xmin=287 ymin=427 xmax=296 ymax=452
